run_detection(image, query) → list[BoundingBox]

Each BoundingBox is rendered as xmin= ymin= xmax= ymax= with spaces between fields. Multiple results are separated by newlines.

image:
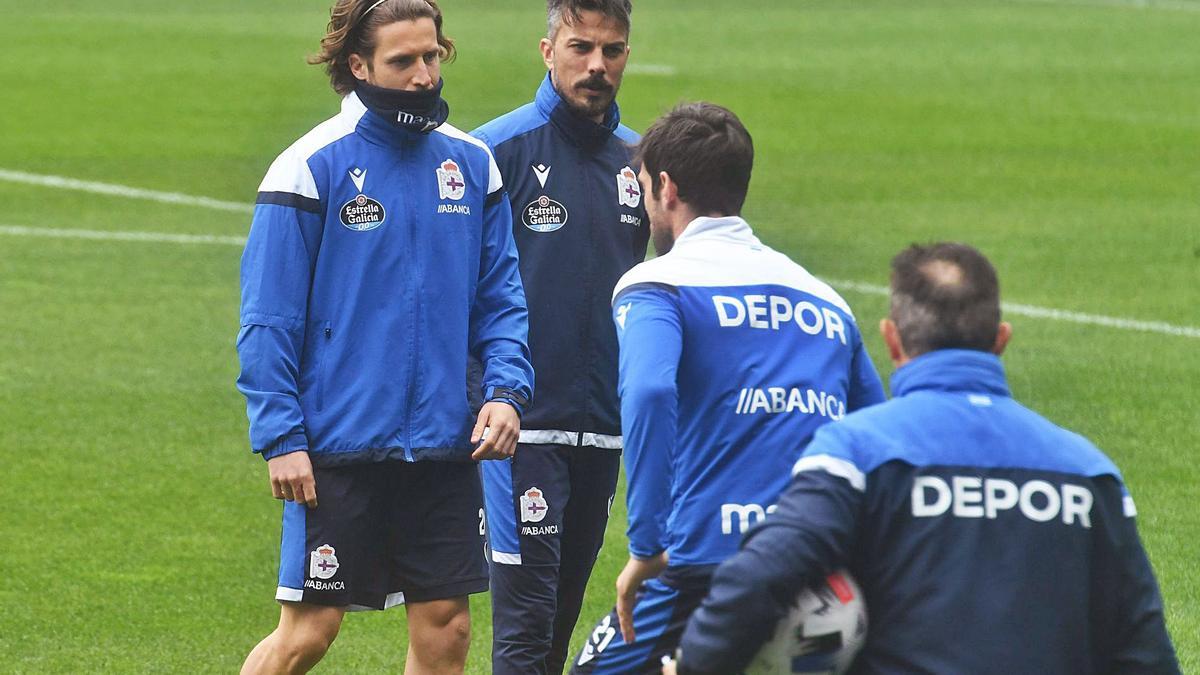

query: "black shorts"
xmin=274 ymin=459 xmax=488 ymax=611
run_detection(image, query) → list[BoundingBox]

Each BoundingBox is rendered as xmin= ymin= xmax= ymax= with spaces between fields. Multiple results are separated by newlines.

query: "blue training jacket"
xmin=472 ymin=74 xmax=649 ymax=449
xmin=677 ymin=349 xmax=1180 ymax=674
xmin=237 ymin=92 xmax=534 ymax=466
xmin=611 ymin=216 xmax=885 ymax=566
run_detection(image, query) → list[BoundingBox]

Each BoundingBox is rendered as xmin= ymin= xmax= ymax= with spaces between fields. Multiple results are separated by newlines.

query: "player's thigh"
xmin=276 ymin=602 xmax=347 ymax=647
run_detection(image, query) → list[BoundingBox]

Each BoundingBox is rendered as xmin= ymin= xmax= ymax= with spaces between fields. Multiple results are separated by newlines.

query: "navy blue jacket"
xmin=238 ymin=93 xmax=533 ymax=465
xmin=472 ymin=74 xmax=649 ymax=449
xmin=677 ymin=350 xmax=1180 ymax=674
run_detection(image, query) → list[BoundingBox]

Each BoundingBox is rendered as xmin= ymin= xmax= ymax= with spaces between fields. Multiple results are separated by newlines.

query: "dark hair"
xmin=636 ymin=102 xmax=754 ymax=216
xmin=889 ymin=242 xmax=1002 ymax=356
xmin=309 ymin=0 xmax=456 ymax=96
xmin=547 ymin=0 xmax=632 ymax=38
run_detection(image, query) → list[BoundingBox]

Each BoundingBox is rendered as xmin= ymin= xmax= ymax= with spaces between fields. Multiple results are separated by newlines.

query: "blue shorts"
xmin=571 ymin=566 xmax=714 ymax=674
xmin=274 ymin=459 xmax=487 ymax=610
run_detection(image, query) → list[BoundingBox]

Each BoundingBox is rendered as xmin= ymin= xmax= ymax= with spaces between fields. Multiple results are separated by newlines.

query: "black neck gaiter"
xmin=355 ymin=78 xmax=449 ymax=133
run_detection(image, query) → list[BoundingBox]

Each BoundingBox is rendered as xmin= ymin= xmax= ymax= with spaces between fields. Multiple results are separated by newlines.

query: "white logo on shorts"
xmin=520 ymin=487 xmax=549 ymax=523
xmin=309 ymin=544 xmax=340 ymax=580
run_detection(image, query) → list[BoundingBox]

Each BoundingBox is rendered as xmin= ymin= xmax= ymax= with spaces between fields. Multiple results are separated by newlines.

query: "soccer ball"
xmin=743 ymin=570 xmax=868 ymax=675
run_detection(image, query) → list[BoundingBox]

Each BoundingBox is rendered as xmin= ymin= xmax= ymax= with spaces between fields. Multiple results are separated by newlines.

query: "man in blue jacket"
xmin=668 ymin=242 xmax=1181 ymax=674
xmin=236 ymin=1 xmax=533 ymax=673
xmin=471 ymin=1 xmax=649 ymax=673
xmin=570 ymin=102 xmax=885 ymax=674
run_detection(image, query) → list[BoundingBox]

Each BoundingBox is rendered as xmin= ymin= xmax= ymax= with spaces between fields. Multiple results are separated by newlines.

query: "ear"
xmin=992 ymin=321 xmax=1012 ymax=356
xmin=539 ymin=37 xmax=554 ymax=71
xmin=348 ymin=53 xmax=370 ymax=82
xmin=880 ymin=318 xmax=906 ymax=367
xmin=658 ymin=171 xmax=677 ymax=206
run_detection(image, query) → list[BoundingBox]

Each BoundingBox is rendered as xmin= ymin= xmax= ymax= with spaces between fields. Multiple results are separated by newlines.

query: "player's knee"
xmin=436 ymin=609 xmax=471 ymax=648
xmin=413 ymin=604 xmax=471 ymax=657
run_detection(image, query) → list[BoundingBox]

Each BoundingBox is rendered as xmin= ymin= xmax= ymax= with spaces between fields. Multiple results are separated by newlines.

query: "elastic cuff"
xmin=486 ymin=397 xmax=524 ymax=417
xmin=259 ymin=431 xmax=309 ymax=461
xmin=629 ymin=548 xmax=666 ymax=561
xmin=484 ymin=386 xmax=529 ymax=417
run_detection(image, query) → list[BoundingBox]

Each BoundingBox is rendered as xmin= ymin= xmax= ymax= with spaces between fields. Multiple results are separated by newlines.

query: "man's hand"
xmin=471 ymin=401 xmax=520 ymax=461
xmin=616 ymin=552 xmax=669 ymax=644
xmin=267 ymin=451 xmax=317 ymax=508
xmin=661 ymin=657 xmax=678 ymax=675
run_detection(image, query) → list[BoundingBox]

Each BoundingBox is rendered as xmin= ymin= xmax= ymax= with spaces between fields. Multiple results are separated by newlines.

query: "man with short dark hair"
xmin=667 ymin=243 xmax=1181 ymax=675
xmin=570 ymin=101 xmax=884 ymax=674
xmin=236 ymin=1 xmax=532 ymax=672
xmin=471 ymin=1 xmax=648 ymax=673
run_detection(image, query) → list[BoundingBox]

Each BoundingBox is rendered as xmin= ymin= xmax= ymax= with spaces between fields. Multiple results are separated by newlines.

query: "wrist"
xmin=485 ymin=386 xmax=528 ymax=416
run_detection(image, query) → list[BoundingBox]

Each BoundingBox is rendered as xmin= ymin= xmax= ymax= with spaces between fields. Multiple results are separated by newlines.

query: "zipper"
xmin=401 ymin=141 xmax=418 ymax=462
xmin=317 ymin=322 xmax=331 ymax=412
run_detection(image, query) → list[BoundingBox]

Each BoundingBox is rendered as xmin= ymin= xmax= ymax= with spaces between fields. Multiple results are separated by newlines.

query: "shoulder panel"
xmin=435 ymin=122 xmax=503 ymax=195
xmin=472 ymin=102 xmax=547 ymax=151
xmin=612 ymin=243 xmax=854 ymax=316
xmin=257 ymin=96 xmax=366 ymax=199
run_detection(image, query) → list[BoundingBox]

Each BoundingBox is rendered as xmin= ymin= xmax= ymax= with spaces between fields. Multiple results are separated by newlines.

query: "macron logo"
xmin=616 ymin=302 xmax=631 ymax=329
xmin=532 ymin=164 xmax=551 ymax=188
xmin=349 ymin=168 xmax=366 ymax=192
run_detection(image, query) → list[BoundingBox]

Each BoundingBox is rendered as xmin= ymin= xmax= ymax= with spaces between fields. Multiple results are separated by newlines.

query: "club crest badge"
xmin=616 ymin=166 xmax=641 ymax=208
xmin=519 ymin=487 xmax=549 ymax=523
xmin=436 ymin=158 xmax=466 ymax=201
xmin=339 ymin=193 xmax=386 ymax=231
xmin=309 ymin=544 xmax=340 ymax=580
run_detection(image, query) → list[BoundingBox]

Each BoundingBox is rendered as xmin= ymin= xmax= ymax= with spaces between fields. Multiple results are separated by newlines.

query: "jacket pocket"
xmin=303 ymin=320 xmax=332 ymax=413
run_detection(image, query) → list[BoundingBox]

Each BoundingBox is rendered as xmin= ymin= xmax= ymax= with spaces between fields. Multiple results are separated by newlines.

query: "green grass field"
xmin=1 ymin=0 xmax=1197 ymax=671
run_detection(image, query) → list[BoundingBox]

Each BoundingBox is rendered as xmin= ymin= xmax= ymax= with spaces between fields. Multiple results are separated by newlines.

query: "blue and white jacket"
xmin=473 ymin=74 xmax=649 ymax=449
xmin=677 ymin=349 xmax=1180 ymax=674
xmin=237 ymin=93 xmax=534 ymax=466
xmin=611 ymin=216 xmax=885 ymax=566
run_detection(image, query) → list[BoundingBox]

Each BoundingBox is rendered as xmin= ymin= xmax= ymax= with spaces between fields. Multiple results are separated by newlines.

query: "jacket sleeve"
xmin=235 ymin=152 xmax=324 ymax=460
xmin=848 ymin=327 xmax=886 ymax=412
xmin=1105 ymin=485 xmax=1182 ymax=673
xmin=470 ymin=150 xmax=533 ymax=414
xmin=614 ymin=286 xmax=682 ymax=559
xmin=676 ymin=431 xmax=865 ymax=675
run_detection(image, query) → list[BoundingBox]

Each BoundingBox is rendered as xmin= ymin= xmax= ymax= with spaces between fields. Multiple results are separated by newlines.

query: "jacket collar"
xmin=534 ymin=73 xmax=620 ymax=148
xmin=672 ymin=216 xmax=763 ymax=250
xmin=345 ymin=92 xmax=428 ymax=149
xmin=890 ymin=349 xmax=1012 ymax=398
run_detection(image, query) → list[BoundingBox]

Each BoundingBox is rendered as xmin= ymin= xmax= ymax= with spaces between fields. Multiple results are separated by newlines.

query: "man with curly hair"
xmin=237 ymin=1 xmax=532 ymax=672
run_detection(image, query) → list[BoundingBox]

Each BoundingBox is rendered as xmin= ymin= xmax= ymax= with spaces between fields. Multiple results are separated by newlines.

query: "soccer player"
xmin=667 ymin=243 xmax=1181 ymax=674
xmin=470 ymin=1 xmax=649 ymax=673
xmin=570 ymin=102 xmax=885 ymax=674
xmin=235 ymin=1 xmax=533 ymax=673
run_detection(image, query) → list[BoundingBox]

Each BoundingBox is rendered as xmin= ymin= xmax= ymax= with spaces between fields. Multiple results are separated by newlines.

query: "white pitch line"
xmin=0 ymin=225 xmax=246 ymax=247
xmin=1 ymin=224 xmax=1196 ymax=340
xmin=828 ymin=279 xmax=1200 ymax=340
xmin=1006 ymin=0 xmax=1200 ymax=11
xmin=0 ymin=168 xmax=252 ymax=214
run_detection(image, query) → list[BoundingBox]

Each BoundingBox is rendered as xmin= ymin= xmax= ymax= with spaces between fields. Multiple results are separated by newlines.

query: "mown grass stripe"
xmin=3 ymin=224 xmax=1195 ymax=340
xmin=0 ymin=168 xmax=252 ymax=214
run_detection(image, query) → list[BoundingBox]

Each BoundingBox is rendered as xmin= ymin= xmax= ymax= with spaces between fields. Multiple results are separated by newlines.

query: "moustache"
xmin=575 ymin=76 xmax=613 ymax=93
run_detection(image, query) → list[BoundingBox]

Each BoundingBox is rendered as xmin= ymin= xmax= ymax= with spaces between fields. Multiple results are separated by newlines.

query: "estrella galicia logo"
xmin=340 ymin=194 xmax=386 ymax=231
xmin=523 ymin=195 xmax=568 ymax=233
